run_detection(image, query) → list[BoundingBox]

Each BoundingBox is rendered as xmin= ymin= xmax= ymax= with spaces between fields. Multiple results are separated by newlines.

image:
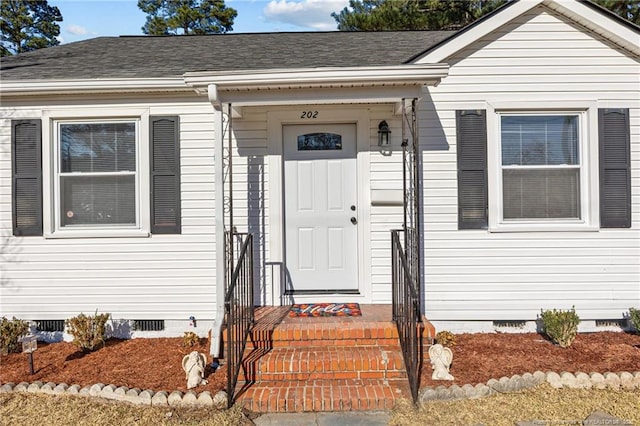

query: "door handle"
xmin=350 ymin=217 xmax=357 ymax=225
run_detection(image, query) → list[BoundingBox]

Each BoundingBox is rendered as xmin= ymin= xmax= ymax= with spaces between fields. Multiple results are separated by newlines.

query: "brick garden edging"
xmin=418 ymin=371 xmax=640 ymax=403
xmin=2 ymin=370 xmax=640 ymax=408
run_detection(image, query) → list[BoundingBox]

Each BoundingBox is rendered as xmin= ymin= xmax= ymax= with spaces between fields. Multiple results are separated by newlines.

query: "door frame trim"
xmin=267 ymin=107 xmax=372 ymax=305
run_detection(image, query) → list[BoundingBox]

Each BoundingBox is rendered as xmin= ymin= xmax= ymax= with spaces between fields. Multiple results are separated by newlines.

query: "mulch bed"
xmin=420 ymin=332 xmax=640 ymax=388
xmin=1 ymin=332 xmax=639 ymax=394
xmin=0 ymin=338 xmax=227 ymax=394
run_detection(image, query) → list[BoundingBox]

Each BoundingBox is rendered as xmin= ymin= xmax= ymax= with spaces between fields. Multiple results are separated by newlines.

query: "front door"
xmin=283 ymin=124 xmax=358 ymax=293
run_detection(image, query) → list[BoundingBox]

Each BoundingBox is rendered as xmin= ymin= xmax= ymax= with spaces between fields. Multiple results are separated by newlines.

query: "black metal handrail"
xmin=225 ymin=232 xmax=254 ymax=408
xmin=391 ymin=228 xmax=422 ymax=403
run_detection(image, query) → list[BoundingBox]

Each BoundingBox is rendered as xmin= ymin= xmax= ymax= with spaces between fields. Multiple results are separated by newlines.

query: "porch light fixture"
xmin=378 ymin=120 xmax=391 ymax=146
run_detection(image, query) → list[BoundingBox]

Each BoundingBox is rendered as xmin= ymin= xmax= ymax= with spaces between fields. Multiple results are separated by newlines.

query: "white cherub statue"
xmin=182 ymin=351 xmax=208 ymax=389
xmin=428 ymin=344 xmax=454 ymax=381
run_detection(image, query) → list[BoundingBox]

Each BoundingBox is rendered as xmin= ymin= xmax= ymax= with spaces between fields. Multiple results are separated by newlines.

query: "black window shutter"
xmin=599 ymin=108 xmax=631 ymax=228
xmin=12 ymin=119 xmax=43 ymax=236
xmin=456 ymin=110 xmax=488 ymax=229
xmin=150 ymin=116 xmax=181 ymax=234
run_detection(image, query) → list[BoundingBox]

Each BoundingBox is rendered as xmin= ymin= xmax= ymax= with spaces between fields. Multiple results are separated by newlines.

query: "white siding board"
xmin=420 ymin=6 xmax=640 ymax=324
xmin=0 ymin=100 xmax=218 ymax=322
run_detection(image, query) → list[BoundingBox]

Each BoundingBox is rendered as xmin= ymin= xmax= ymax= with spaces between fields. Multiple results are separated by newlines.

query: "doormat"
xmin=288 ymin=303 xmax=362 ymax=318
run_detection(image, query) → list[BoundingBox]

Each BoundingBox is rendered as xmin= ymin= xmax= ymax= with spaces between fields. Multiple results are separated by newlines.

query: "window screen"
xmin=59 ymin=122 xmax=137 ymax=227
xmin=501 ymin=115 xmax=580 ymax=220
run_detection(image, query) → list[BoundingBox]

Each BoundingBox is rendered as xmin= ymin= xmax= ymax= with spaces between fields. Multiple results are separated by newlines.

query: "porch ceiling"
xmin=183 ymin=64 xmax=449 ymax=109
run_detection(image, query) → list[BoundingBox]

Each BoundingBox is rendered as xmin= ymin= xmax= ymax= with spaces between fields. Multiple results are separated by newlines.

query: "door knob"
xmin=350 ymin=217 xmax=357 ymax=225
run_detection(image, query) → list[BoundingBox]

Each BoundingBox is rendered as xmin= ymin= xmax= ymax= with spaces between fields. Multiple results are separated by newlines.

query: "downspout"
xmin=210 ymin=84 xmax=226 ymax=358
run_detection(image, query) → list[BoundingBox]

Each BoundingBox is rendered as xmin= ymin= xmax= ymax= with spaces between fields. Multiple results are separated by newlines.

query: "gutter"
xmin=0 ymin=78 xmax=191 ymax=96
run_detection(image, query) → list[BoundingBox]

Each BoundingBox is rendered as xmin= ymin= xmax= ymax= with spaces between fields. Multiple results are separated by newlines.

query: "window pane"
xmin=502 ymin=116 xmax=578 ymax=166
xmin=61 ymin=175 xmax=136 ymax=226
xmin=503 ymin=169 xmax=580 ymax=219
xmin=298 ymin=133 xmax=342 ymax=151
xmin=61 ymin=123 xmax=136 ymax=172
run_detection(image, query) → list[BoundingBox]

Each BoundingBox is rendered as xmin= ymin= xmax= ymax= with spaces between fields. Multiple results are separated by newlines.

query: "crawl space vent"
xmin=595 ymin=319 xmax=625 ymax=328
xmin=493 ymin=320 xmax=526 ymax=328
xmin=133 ymin=320 xmax=165 ymax=331
xmin=34 ymin=320 xmax=65 ymax=332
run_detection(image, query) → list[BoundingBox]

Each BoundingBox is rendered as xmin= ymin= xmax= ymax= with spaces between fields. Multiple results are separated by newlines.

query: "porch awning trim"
xmin=184 ymin=64 xmax=449 ymax=108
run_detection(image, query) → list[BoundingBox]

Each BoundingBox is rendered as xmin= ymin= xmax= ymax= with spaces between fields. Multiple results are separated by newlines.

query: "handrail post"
xmin=391 ymin=229 xmax=422 ymax=404
xmin=225 ymin=232 xmax=254 ymax=408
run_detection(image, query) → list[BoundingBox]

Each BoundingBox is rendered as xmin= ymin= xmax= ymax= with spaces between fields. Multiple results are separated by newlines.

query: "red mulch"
xmin=421 ymin=332 xmax=640 ymax=387
xmin=1 ymin=332 xmax=639 ymax=393
xmin=0 ymin=338 xmax=226 ymax=394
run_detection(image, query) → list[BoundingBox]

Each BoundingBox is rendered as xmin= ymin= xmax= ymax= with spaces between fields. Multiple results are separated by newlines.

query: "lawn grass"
xmin=0 ymin=393 xmax=251 ymax=426
xmin=390 ymin=385 xmax=640 ymax=425
xmin=1 ymin=385 xmax=638 ymax=426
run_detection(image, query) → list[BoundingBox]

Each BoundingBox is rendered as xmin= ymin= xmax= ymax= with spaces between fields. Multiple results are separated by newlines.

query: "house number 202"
xmin=301 ymin=111 xmax=318 ymax=119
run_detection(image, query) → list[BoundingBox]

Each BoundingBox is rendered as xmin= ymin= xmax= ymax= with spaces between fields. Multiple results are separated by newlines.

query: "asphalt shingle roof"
xmin=0 ymin=31 xmax=456 ymax=80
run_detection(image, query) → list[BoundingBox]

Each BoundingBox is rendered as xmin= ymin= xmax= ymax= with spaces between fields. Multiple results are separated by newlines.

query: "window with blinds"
xmin=57 ymin=121 xmax=138 ymax=228
xmin=500 ymin=115 xmax=581 ymax=220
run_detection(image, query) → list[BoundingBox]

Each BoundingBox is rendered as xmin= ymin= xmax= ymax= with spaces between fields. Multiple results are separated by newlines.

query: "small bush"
xmin=65 ymin=311 xmax=110 ymax=352
xmin=629 ymin=308 xmax=640 ymax=333
xmin=539 ymin=306 xmax=580 ymax=348
xmin=182 ymin=331 xmax=199 ymax=348
xmin=0 ymin=317 xmax=30 ymax=354
xmin=435 ymin=330 xmax=456 ymax=348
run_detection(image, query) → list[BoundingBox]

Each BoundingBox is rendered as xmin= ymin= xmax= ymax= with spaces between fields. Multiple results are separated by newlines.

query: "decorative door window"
xmin=297 ymin=132 xmax=342 ymax=151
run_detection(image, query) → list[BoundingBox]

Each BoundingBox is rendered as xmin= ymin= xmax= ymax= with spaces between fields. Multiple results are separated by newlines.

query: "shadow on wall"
xmin=246 ymin=155 xmax=267 ymax=306
xmin=1 ymin=231 xmax=23 ymax=294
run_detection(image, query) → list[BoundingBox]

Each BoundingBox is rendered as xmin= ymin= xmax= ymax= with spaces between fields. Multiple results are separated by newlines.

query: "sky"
xmin=50 ymin=0 xmax=351 ymax=44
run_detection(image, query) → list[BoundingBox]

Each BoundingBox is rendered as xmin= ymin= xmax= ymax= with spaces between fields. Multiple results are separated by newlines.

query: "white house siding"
xmin=418 ymin=5 xmax=640 ymax=330
xmin=0 ymin=96 xmax=219 ymax=335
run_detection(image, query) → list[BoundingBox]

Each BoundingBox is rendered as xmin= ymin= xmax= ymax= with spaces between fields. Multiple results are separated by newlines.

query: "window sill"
xmin=489 ymin=222 xmax=599 ymax=233
xmin=44 ymin=229 xmax=151 ymax=239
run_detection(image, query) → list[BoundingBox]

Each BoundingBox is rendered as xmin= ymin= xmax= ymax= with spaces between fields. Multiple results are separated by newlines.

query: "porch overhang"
xmin=184 ymin=64 xmax=449 ymax=114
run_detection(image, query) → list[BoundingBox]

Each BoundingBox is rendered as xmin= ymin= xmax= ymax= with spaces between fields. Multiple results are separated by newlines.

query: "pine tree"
xmin=332 ymin=0 xmax=507 ymax=31
xmin=1 ymin=0 xmax=62 ymax=57
xmin=138 ymin=0 xmax=237 ymax=35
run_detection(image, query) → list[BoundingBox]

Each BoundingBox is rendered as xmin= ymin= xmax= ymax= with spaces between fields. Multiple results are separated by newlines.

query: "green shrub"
xmin=629 ymin=308 xmax=640 ymax=333
xmin=0 ymin=317 xmax=30 ymax=354
xmin=65 ymin=311 xmax=110 ymax=352
xmin=435 ymin=330 xmax=456 ymax=348
xmin=539 ymin=306 xmax=580 ymax=348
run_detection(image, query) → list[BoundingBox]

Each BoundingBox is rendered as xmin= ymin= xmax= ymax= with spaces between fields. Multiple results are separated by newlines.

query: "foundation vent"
xmin=493 ymin=320 xmax=526 ymax=328
xmin=34 ymin=320 xmax=65 ymax=332
xmin=133 ymin=320 xmax=165 ymax=331
xmin=595 ymin=319 xmax=625 ymax=328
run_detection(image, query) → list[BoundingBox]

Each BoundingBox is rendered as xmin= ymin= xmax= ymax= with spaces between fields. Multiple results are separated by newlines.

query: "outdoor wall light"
xmin=378 ymin=120 xmax=391 ymax=146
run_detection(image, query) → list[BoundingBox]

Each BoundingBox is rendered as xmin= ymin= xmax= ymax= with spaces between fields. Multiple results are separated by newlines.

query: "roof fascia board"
xmin=414 ymin=0 xmax=544 ymax=63
xmin=0 ymin=78 xmax=190 ymax=96
xmin=546 ymin=0 xmax=640 ymax=56
xmin=415 ymin=0 xmax=640 ymax=63
xmin=184 ymin=64 xmax=449 ymax=93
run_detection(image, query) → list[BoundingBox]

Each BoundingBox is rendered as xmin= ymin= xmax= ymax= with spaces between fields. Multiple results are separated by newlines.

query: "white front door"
xmin=283 ymin=124 xmax=358 ymax=293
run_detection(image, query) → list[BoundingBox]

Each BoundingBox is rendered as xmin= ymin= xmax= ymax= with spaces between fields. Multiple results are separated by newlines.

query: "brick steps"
xmin=239 ymin=346 xmax=407 ymax=382
xmin=236 ymin=379 xmax=410 ymax=412
xmin=226 ymin=305 xmax=431 ymax=413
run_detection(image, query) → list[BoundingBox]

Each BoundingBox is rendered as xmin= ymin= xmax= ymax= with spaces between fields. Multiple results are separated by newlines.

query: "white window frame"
xmin=42 ymin=108 xmax=150 ymax=238
xmin=487 ymin=102 xmax=599 ymax=232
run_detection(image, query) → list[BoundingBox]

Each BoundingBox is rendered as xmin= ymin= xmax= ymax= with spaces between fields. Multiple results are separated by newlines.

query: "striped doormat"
xmin=288 ymin=303 xmax=362 ymax=318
